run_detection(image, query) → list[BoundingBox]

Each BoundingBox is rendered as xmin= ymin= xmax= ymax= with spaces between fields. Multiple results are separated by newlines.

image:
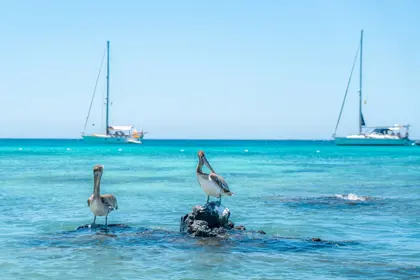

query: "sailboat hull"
xmin=82 ymin=135 xmax=142 ymax=144
xmin=334 ymin=137 xmax=409 ymax=146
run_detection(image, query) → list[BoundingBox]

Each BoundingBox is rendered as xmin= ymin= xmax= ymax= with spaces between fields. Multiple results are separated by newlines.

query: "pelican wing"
xmin=100 ymin=194 xmax=118 ymax=210
xmin=87 ymin=195 xmax=94 ymax=207
xmin=209 ymin=173 xmax=230 ymax=193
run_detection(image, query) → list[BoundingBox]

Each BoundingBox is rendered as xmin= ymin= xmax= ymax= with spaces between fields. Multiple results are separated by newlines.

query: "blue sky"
xmin=0 ymin=0 xmax=419 ymax=139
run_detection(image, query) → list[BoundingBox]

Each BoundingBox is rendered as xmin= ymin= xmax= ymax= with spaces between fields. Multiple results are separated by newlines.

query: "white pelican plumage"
xmin=87 ymin=165 xmax=118 ymax=226
xmin=196 ymin=150 xmax=233 ymax=205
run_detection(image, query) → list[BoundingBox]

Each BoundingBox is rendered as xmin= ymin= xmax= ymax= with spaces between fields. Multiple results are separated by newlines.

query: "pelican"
xmin=87 ymin=165 xmax=118 ymax=226
xmin=196 ymin=150 xmax=233 ymax=205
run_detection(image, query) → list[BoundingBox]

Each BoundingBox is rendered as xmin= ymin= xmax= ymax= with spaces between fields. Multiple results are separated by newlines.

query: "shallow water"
xmin=1 ymin=139 xmax=419 ymax=279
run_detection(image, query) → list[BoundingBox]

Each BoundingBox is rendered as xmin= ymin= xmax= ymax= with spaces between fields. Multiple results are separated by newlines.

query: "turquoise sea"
xmin=0 ymin=139 xmax=419 ymax=279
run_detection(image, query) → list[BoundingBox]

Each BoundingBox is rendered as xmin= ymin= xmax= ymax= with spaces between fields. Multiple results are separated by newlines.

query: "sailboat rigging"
xmin=333 ymin=30 xmax=410 ymax=146
xmin=82 ymin=41 xmax=147 ymax=144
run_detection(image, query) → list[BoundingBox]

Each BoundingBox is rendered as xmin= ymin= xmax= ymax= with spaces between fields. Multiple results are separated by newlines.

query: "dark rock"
xmin=227 ymin=220 xmax=235 ymax=229
xmin=189 ymin=220 xmax=227 ymax=237
xmin=234 ymin=225 xmax=246 ymax=231
xmin=180 ymin=202 xmax=232 ymax=237
xmin=180 ymin=202 xmax=267 ymax=237
xmin=311 ymin=237 xmax=322 ymax=242
xmin=76 ymin=224 xmax=130 ymax=230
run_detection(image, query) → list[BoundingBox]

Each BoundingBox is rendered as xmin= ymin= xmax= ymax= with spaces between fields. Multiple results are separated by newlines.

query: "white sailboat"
xmin=333 ymin=30 xmax=410 ymax=146
xmin=82 ymin=41 xmax=147 ymax=144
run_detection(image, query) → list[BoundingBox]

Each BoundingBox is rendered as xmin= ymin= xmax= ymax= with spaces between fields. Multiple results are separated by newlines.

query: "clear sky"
xmin=0 ymin=0 xmax=419 ymax=139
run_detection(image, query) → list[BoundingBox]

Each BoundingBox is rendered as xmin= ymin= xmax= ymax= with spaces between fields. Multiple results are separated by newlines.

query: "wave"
xmin=334 ymin=193 xmax=370 ymax=201
xmin=263 ymin=193 xmax=382 ymax=208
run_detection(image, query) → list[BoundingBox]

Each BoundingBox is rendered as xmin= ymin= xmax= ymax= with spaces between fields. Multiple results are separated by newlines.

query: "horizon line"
xmin=0 ymin=137 xmax=334 ymax=141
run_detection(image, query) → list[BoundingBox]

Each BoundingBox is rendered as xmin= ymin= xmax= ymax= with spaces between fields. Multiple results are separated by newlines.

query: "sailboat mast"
xmin=105 ymin=41 xmax=110 ymax=135
xmin=359 ymin=30 xmax=363 ymax=134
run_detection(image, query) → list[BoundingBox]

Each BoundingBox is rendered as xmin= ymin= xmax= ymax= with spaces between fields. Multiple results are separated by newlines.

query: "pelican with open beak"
xmin=196 ymin=150 xmax=233 ymax=206
xmin=87 ymin=165 xmax=118 ymax=226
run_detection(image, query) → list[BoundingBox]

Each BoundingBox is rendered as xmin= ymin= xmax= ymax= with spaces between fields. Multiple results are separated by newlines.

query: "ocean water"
xmin=0 ymin=139 xmax=419 ymax=279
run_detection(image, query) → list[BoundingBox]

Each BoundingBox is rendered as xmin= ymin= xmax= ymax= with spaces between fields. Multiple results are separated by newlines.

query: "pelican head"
xmin=93 ymin=164 xmax=104 ymax=179
xmin=197 ymin=150 xmax=215 ymax=173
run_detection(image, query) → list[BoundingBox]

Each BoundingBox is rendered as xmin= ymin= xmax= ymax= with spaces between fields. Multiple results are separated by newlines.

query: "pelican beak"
xmin=203 ymin=156 xmax=215 ymax=173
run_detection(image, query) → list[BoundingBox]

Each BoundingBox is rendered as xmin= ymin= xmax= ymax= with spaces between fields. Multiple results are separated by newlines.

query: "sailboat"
xmin=82 ymin=41 xmax=147 ymax=144
xmin=333 ymin=30 xmax=410 ymax=146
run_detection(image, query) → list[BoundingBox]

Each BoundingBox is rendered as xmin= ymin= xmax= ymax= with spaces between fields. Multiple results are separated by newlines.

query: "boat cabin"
xmin=108 ymin=126 xmax=143 ymax=139
xmin=365 ymin=125 xmax=409 ymax=139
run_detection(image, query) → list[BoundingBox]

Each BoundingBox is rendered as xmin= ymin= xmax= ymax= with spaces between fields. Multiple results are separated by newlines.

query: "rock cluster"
xmin=180 ymin=202 xmax=266 ymax=237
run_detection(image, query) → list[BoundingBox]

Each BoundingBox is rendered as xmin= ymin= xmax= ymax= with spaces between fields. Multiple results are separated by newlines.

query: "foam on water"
xmin=335 ymin=193 xmax=368 ymax=201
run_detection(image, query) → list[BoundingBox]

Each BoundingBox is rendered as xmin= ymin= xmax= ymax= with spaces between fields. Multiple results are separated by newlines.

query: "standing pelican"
xmin=196 ymin=150 xmax=233 ymax=205
xmin=87 ymin=165 xmax=118 ymax=226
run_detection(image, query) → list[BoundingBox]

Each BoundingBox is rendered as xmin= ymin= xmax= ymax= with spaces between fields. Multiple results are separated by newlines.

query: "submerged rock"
xmin=234 ymin=225 xmax=246 ymax=231
xmin=76 ymin=223 xmax=130 ymax=230
xmin=180 ymin=202 xmax=264 ymax=237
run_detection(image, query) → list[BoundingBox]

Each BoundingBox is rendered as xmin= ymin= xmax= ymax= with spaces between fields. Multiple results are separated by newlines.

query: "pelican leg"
xmin=92 ymin=216 xmax=97 ymax=225
xmin=105 ymin=215 xmax=108 ymax=226
xmin=218 ymin=196 xmax=222 ymax=206
xmin=206 ymin=195 xmax=210 ymax=204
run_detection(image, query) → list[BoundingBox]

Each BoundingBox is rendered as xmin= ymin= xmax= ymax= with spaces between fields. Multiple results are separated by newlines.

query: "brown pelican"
xmin=196 ymin=150 xmax=233 ymax=205
xmin=87 ymin=165 xmax=118 ymax=226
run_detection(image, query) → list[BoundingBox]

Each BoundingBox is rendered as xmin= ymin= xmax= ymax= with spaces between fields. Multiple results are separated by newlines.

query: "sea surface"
xmin=0 ymin=139 xmax=419 ymax=279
